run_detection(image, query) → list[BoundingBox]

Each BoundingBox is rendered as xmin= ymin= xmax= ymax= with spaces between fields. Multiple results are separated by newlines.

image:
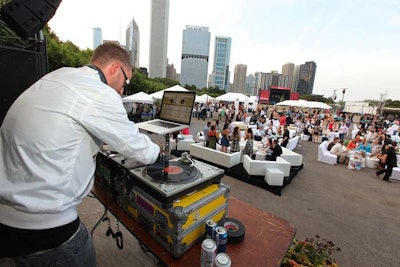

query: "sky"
xmin=48 ymin=0 xmax=400 ymax=102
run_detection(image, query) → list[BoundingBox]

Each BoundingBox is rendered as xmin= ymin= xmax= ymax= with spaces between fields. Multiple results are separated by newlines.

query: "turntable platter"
xmin=145 ymin=161 xmax=200 ymax=182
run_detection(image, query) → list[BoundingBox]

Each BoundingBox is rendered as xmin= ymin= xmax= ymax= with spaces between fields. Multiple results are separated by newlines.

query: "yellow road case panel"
xmin=122 ymin=183 xmax=230 ymax=258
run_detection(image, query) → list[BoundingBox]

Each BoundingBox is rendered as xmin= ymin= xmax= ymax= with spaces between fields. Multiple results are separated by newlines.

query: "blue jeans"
xmin=13 ymin=222 xmax=96 ymax=267
xmin=339 ymin=133 xmax=345 ymax=142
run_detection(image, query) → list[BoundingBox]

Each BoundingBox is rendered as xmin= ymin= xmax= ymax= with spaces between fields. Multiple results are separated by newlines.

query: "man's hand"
xmin=154 ymin=141 xmax=165 ymax=154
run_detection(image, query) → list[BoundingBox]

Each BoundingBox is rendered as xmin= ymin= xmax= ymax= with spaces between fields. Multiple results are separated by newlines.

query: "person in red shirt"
xmin=279 ymin=113 xmax=286 ymax=126
xmin=328 ymin=119 xmax=334 ymax=131
xmin=346 ymin=135 xmax=361 ymax=150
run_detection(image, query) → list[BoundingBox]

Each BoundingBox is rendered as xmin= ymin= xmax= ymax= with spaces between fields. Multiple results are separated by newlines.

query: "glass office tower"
xmin=126 ymin=18 xmax=140 ymax=68
xmin=93 ymin=27 xmax=102 ymax=49
xmin=296 ymin=61 xmax=317 ymax=95
xmin=210 ymin=36 xmax=231 ymax=91
xmin=180 ymin=25 xmax=211 ymax=89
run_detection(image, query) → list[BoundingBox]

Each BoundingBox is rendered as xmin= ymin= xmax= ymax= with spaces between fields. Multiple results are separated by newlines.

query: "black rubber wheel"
xmin=219 ymin=217 xmax=245 ymax=244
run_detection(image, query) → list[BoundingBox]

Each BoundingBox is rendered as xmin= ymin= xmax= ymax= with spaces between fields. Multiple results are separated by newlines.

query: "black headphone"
xmin=87 ymin=64 xmax=108 ymax=84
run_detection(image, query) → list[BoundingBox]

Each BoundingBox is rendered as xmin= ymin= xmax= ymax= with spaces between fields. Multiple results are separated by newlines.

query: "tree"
xmin=128 ymin=69 xmax=168 ymax=95
xmin=43 ymin=25 xmax=92 ymax=71
xmin=385 ymin=99 xmax=400 ymax=108
xmin=299 ymin=94 xmax=327 ymax=102
xmin=151 ymin=77 xmax=179 ymax=88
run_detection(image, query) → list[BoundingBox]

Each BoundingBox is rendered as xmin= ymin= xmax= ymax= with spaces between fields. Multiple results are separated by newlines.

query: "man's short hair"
xmin=91 ymin=42 xmax=131 ymax=68
xmin=391 ymin=141 xmax=397 ymax=147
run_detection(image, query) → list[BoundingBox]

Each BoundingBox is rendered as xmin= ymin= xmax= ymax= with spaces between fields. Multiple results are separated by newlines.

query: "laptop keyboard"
xmin=149 ymin=121 xmax=180 ymax=128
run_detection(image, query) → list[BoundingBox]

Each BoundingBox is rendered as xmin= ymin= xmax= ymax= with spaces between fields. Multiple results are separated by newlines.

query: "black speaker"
xmin=0 ymin=0 xmax=62 ymax=39
xmin=0 ymin=44 xmax=48 ymax=124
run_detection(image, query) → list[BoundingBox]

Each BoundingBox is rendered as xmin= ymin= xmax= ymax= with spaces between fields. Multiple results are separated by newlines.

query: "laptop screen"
xmin=159 ymin=91 xmax=196 ymax=125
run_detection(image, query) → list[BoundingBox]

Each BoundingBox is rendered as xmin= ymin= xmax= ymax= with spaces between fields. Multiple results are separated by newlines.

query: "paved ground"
xmin=79 ymin=117 xmax=400 ymax=267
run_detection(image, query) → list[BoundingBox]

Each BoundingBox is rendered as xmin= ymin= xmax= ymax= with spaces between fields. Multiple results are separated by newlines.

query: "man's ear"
xmin=109 ymin=62 xmax=121 ymax=76
xmin=103 ymin=61 xmax=120 ymax=78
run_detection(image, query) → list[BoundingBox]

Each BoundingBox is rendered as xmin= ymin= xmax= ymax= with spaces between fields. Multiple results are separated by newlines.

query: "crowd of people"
xmin=196 ymin=102 xmax=399 ymax=177
xmin=324 ymin=117 xmax=399 ymax=182
xmin=200 ymin=105 xmax=301 ymax=161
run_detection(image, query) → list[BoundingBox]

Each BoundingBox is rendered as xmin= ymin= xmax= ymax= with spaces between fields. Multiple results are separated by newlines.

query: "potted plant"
xmin=282 ymin=235 xmax=341 ymax=267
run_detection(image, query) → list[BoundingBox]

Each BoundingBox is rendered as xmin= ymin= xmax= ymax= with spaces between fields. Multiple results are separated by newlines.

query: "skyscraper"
xmin=149 ymin=0 xmax=169 ymax=78
xmin=166 ymin=63 xmax=177 ymax=81
xmin=180 ymin=25 xmax=211 ymax=89
xmin=210 ymin=36 xmax=231 ymax=92
xmin=245 ymin=73 xmax=257 ymax=96
xmin=233 ymin=64 xmax=247 ymax=94
xmin=92 ymin=27 xmax=102 ymax=49
xmin=265 ymin=70 xmax=289 ymax=88
xmin=126 ymin=18 xmax=140 ymax=68
xmin=282 ymin=62 xmax=295 ymax=90
xmin=296 ymin=61 xmax=317 ymax=95
xmin=292 ymin=65 xmax=300 ymax=92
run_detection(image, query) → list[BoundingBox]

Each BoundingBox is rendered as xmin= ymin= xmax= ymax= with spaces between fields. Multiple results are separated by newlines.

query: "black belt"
xmin=0 ymin=217 xmax=80 ymax=258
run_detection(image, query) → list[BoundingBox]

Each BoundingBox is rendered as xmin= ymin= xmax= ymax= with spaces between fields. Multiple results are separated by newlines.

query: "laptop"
xmin=136 ymin=91 xmax=196 ymax=135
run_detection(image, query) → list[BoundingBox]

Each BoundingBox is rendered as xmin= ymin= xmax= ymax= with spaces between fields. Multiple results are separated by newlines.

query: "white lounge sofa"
xmin=189 ymin=143 xmax=241 ymax=169
xmin=169 ymin=135 xmax=195 ymax=152
xmin=242 ymin=155 xmax=291 ymax=186
xmin=281 ymin=147 xmax=303 ymax=169
xmin=317 ymin=141 xmax=337 ymax=165
xmin=286 ymin=136 xmax=300 ymax=151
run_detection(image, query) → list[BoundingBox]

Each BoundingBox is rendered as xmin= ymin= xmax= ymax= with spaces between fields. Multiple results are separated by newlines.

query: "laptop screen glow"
xmin=159 ymin=91 xmax=196 ymax=125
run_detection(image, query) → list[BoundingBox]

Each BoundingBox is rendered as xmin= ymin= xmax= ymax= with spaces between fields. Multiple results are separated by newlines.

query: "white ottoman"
xmin=391 ymin=167 xmax=400 ymax=181
xmin=366 ymin=157 xmax=379 ymax=168
xmin=361 ymin=158 xmax=366 ymax=168
xmin=265 ymin=167 xmax=284 ymax=186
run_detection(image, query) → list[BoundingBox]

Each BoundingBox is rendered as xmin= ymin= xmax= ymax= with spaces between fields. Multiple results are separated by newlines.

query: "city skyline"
xmin=48 ymin=0 xmax=400 ymax=101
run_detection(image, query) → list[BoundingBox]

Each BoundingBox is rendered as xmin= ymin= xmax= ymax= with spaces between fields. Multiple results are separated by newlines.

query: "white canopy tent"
xmin=149 ymin=84 xmax=188 ymax=99
xmin=195 ymin=95 xmax=206 ymax=103
xmin=249 ymin=95 xmax=258 ymax=103
xmin=122 ymin=91 xmax=153 ymax=104
xmin=276 ymin=99 xmax=332 ymax=109
xmin=215 ymin=92 xmax=250 ymax=103
xmin=200 ymin=94 xmax=213 ymax=101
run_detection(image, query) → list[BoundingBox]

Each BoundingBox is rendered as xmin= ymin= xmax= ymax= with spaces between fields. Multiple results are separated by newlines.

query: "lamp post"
xmin=332 ymin=89 xmax=337 ymax=101
xmin=341 ymin=88 xmax=347 ymax=102
xmin=378 ymin=92 xmax=387 ymax=119
xmin=341 ymin=88 xmax=347 ymax=110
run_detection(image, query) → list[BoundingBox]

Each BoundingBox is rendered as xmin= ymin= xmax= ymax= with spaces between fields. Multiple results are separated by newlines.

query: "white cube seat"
xmin=366 ymin=157 xmax=379 ymax=168
xmin=265 ymin=168 xmax=284 ymax=186
xmin=390 ymin=167 xmax=400 ymax=180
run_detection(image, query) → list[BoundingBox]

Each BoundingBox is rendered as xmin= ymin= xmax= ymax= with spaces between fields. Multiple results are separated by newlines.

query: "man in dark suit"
xmin=281 ymin=125 xmax=290 ymax=148
xmin=266 ymin=138 xmax=282 ymax=161
xmin=376 ymin=141 xmax=398 ymax=183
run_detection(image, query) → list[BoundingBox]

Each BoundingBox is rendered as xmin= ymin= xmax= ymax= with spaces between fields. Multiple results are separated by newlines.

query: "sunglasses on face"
xmin=120 ymin=67 xmax=130 ymax=86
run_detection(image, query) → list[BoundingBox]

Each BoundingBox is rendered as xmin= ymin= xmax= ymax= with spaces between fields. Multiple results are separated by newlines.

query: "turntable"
xmin=145 ymin=155 xmax=200 ymax=183
xmin=128 ymin=153 xmax=225 ymax=206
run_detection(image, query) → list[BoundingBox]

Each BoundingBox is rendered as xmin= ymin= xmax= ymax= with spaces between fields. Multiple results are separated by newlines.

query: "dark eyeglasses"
xmin=120 ymin=67 xmax=130 ymax=86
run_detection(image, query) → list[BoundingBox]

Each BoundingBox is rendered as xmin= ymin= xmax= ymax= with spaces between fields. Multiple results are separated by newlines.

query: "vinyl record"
xmin=145 ymin=161 xmax=199 ymax=182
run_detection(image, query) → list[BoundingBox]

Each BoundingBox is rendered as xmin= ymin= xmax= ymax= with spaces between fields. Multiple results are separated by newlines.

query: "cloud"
xmin=389 ymin=14 xmax=400 ymax=25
